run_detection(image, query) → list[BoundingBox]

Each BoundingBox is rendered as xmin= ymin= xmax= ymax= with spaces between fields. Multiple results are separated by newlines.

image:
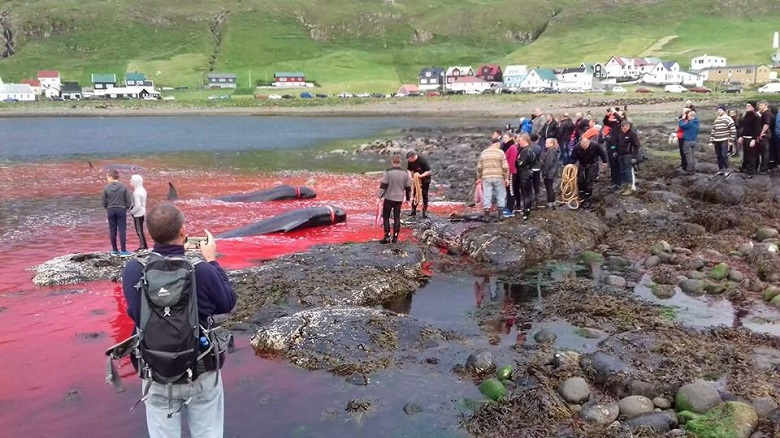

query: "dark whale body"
xmin=217 ymin=206 xmax=346 ymax=237
xmin=218 ymin=185 xmax=316 ymax=202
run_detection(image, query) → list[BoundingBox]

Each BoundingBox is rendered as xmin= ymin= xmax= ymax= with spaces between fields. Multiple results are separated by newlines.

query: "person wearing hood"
xmin=130 ymin=174 xmax=149 ymax=251
xmin=678 ymin=109 xmax=700 ymax=175
xmin=102 ymin=169 xmax=133 ymax=255
xmin=519 ymin=117 xmax=533 ymax=134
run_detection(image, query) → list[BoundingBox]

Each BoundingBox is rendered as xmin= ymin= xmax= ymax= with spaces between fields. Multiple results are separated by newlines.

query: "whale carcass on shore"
xmin=217 ymin=185 xmax=317 ymax=202
xmin=217 ymin=206 xmax=346 ymax=237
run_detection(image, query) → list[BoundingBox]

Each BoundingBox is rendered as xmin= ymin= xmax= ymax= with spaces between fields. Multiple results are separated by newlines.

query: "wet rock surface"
xmin=33 ymin=252 xmax=126 ymax=286
xmin=250 ymin=306 xmax=448 ymax=374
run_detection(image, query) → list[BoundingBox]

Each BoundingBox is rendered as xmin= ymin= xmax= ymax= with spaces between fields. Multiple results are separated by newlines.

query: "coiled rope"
xmin=560 ymin=164 xmax=579 ymax=210
xmin=411 ymin=173 xmax=423 ymax=206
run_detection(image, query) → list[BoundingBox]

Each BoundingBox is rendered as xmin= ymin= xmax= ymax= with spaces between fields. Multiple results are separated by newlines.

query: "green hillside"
xmin=0 ymin=0 xmax=778 ymax=92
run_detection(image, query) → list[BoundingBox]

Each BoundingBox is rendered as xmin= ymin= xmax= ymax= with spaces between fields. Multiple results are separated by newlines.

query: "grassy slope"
xmin=0 ymin=0 xmax=778 ymax=93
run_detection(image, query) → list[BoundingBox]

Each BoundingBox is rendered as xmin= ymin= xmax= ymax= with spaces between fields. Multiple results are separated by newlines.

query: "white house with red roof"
xmin=448 ymin=76 xmax=491 ymax=94
xmin=21 ymin=79 xmax=42 ymax=96
xmin=444 ymin=66 xmax=474 ymax=86
xmin=37 ymin=70 xmax=61 ymax=98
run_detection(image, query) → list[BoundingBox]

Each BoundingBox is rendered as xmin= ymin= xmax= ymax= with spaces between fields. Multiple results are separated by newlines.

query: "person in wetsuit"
xmin=406 ymin=150 xmax=432 ymax=217
xmin=570 ymin=137 xmax=608 ymax=209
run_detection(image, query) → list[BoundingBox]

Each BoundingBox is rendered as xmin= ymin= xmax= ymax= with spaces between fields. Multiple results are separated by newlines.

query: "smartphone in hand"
xmin=186 ymin=236 xmax=208 ymax=249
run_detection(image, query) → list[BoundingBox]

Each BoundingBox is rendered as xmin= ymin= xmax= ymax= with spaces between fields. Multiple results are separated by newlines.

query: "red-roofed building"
xmin=21 ymin=79 xmax=42 ymax=96
xmin=476 ymin=64 xmax=503 ymax=83
xmin=449 ymin=75 xmax=491 ymax=95
xmin=37 ymin=70 xmax=61 ymax=98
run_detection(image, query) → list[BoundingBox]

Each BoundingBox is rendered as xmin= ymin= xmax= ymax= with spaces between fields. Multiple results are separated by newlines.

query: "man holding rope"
xmin=406 ymin=150 xmax=432 ymax=217
xmin=569 ymin=137 xmax=608 ymax=209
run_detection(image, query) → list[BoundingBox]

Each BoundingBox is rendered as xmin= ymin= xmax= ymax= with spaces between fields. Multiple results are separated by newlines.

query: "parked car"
xmin=175 ymin=86 xmax=188 ymax=90
xmin=161 ymin=87 xmax=174 ymax=91
xmin=635 ymin=87 xmax=653 ymax=94
xmin=611 ymin=86 xmax=627 ymax=93
xmin=689 ymin=86 xmax=712 ymax=93
xmin=337 ymin=92 xmax=353 ymax=98
xmin=664 ymin=84 xmax=688 ymax=93
xmin=315 ymin=93 xmax=329 ymax=98
xmin=207 ymin=95 xmax=230 ymax=100
xmin=2 ymin=98 xmax=18 ymax=102
xmin=268 ymin=94 xmax=282 ymax=100
xmin=758 ymin=83 xmax=780 ymax=93
xmin=565 ymin=88 xmax=585 ymax=94
xmin=355 ymin=93 xmax=371 ymax=98
xmin=281 ymin=94 xmax=295 ymax=99
xmin=300 ymin=92 xmax=313 ymax=98
xmin=540 ymin=87 xmax=560 ymax=94
xmin=721 ymin=85 xmax=742 ymax=94
xmin=425 ymin=91 xmax=440 ymax=97
xmin=162 ymin=96 xmax=176 ymax=101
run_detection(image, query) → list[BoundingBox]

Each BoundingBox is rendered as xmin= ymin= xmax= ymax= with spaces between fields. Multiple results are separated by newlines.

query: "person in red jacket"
xmin=502 ymin=132 xmax=519 ymax=217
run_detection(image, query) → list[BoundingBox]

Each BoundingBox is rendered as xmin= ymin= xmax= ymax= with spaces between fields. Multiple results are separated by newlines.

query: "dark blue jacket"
xmin=520 ymin=119 xmax=533 ymax=133
xmin=775 ymin=113 xmax=780 ymax=138
xmin=678 ymin=117 xmax=700 ymax=142
xmin=122 ymin=243 xmax=236 ymax=328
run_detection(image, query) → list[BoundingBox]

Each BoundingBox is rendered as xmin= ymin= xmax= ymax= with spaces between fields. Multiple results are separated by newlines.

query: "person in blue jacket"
xmin=678 ymin=109 xmax=700 ymax=175
xmin=519 ymin=117 xmax=533 ymax=134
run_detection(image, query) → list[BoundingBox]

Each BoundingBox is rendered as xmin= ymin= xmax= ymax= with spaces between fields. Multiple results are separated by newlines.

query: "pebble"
xmin=756 ymin=227 xmax=779 ymax=242
xmin=604 ymin=275 xmax=627 ymax=288
xmin=581 ymin=397 xmax=620 ymax=426
xmin=533 ymin=329 xmax=557 ymax=344
xmin=558 ymin=377 xmax=591 ymax=404
xmin=676 ymin=382 xmax=722 ymax=414
xmin=644 ymin=256 xmax=661 ymax=268
xmin=653 ymin=397 xmax=672 ymax=409
xmin=679 ymin=279 xmax=704 ymax=296
xmin=619 ymin=395 xmax=655 ymax=419
xmin=729 ymin=269 xmax=745 ymax=282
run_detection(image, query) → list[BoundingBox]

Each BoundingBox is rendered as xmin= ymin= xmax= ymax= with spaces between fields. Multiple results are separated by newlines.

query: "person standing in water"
xmin=102 ymin=169 xmax=133 ymax=256
xmin=130 ymin=174 xmax=148 ymax=251
xmin=378 ymin=153 xmax=411 ymax=244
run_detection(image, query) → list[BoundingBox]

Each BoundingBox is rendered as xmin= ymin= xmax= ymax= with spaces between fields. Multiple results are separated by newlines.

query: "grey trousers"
xmin=683 ymin=140 xmax=697 ymax=173
xmin=144 ymin=371 xmax=224 ymax=438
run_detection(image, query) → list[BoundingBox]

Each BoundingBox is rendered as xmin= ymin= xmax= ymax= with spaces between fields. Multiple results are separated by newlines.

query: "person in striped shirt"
xmin=709 ymin=104 xmax=737 ymax=176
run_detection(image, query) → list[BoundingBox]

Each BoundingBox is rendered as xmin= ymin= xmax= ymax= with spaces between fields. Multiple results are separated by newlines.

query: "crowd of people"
xmin=377 ymin=99 xmax=780 ymax=233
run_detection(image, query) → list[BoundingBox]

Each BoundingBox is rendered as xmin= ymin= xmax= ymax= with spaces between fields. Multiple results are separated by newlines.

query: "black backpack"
xmin=136 ymin=252 xmax=201 ymax=385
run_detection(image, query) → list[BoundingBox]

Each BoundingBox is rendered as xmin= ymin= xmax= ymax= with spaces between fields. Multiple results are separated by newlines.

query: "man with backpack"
xmin=121 ymin=202 xmax=236 ymax=438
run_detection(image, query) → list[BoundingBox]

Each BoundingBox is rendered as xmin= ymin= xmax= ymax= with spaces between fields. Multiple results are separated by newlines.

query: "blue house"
xmin=503 ymin=65 xmax=529 ymax=89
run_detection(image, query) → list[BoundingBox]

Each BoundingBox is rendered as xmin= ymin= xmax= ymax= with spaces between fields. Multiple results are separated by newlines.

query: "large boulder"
xmin=228 ymin=243 xmax=427 ymax=327
xmin=622 ymin=411 xmax=678 ymax=433
xmin=559 ymin=377 xmax=591 ymax=404
xmin=250 ymin=307 xmax=447 ymax=374
xmin=689 ymin=177 xmax=746 ymax=206
xmin=580 ymin=396 xmax=619 ymax=426
xmin=618 ymin=395 xmax=655 ymax=419
xmin=414 ymin=211 xmax=607 ymax=269
xmin=676 ymin=382 xmax=722 ymax=414
xmin=33 ymin=252 xmax=126 ymax=286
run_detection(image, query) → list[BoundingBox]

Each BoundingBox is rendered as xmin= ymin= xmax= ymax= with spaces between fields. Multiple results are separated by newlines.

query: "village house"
xmin=690 ymin=54 xmax=727 ymax=71
xmin=502 ymin=65 xmax=528 ymax=89
xmin=640 ymin=61 xmax=681 ymax=85
xmin=37 ymin=70 xmax=61 ymax=98
xmin=580 ymin=62 xmax=606 ymax=79
xmin=444 ymin=66 xmax=474 ymax=87
xmin=417 ymin=66 xmax=445 ymax=90
xmin=92 ymin=73 xmax=117 ymax=91
xmin=396 ymin=84 xmax=420 ymax=96
xmin=21 ymin=79 xmax=42 ymax=96
xmin=103 ymin=86 xmax=161 ymax=100
xmin=448 ymin=76 xmax=491 ymax=94
xmin=519 ymin=68 xmax=558 ymax=91
xmin=697 ymin=65 xmax=771 ymax=85
xmin=557 ymin=67 xmax=593 ymax=91
xmin=679 ymin=71 xmax=705 ymax=87
xmin=476 ymin=64 xmax=503 ymax=83
xmin=603 ymin=57 xmax=656 ymax=79
xmin=125 ymin=72 xmax=153 ymax=87
xmin=273 ymin=72 xmax=306 ymax=87
xmin=0 ymin=79 xmax=36 ymax=101
xmin=61 ymin=82 xmax=83 ymax=100
xmin=207 ymin=73 xmax=237 ymax=89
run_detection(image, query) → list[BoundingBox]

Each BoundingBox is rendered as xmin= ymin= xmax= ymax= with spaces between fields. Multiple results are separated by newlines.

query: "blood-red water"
xmin=0 ymin=158 xmax=465 ymax=436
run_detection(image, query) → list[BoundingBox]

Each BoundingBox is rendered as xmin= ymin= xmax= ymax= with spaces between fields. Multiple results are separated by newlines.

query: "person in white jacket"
xmin=130 ymin=174 xmax=148 ymax=251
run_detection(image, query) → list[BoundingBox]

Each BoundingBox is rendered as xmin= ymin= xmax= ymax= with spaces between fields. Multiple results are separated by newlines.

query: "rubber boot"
xmin=410 ymin=204 xmax=417 ymax=217
xmin=421 ymin=205 xmax=428 ymax=218
xmin=391 ymin=231 xmax=399 ymax=243
xmin=523 ymin=209 xmax=530 ymax=221
xmin=380 ymin=232 xmax=390 ymax=244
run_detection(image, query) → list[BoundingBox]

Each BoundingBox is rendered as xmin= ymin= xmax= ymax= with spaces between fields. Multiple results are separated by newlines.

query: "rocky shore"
xmin=33 ymin=113 xmax=780 ymax=436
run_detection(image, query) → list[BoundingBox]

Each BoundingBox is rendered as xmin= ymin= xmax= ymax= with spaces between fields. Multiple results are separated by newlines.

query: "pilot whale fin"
xmin=167 ymin=182 xmax=178 ymax=200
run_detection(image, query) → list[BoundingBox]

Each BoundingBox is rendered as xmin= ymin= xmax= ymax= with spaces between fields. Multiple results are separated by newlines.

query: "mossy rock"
xmin=704 ymin=282 xmax=726 ymax=295
xmin=770 ymin=294 xmax=780 ymax=309
xmin=496 ymin=365 xmax=513 ymax=380
xmin=708 ymin=263 xmax=730 ymax=281
xmin=479 ymin=378 xmax=507 ymax=401
xmin=685 ymin=401 xmax=758 ymax=438
xmin=581 ymin=251 xmax=604 ymax=265
xmin=763 ymin=286 xmax=780 ymax=302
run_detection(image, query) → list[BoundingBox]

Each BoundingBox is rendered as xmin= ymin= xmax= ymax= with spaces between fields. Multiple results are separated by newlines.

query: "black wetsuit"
xmin=570 ymin=141 xmax=608 ymax=204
